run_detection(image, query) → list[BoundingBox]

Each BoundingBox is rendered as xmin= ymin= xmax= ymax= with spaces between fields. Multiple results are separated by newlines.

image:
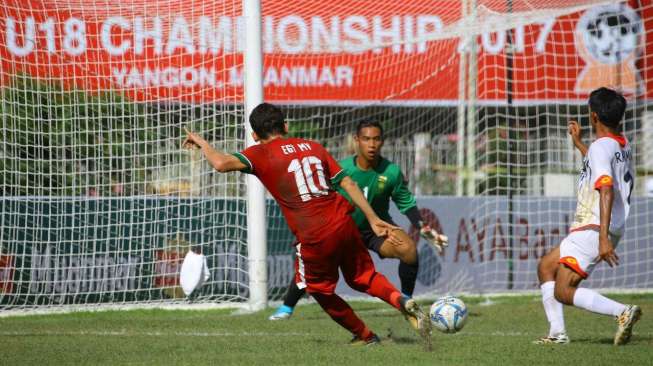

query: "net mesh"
xmin=1 ymin=0 xmax=250 ymax=310
xmin=1 ymin=0 xmax=652 ymax=312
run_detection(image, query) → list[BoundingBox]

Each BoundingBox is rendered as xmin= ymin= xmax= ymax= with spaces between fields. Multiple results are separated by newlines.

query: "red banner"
xmin=0 ymin=1 xmax=650 ymax=104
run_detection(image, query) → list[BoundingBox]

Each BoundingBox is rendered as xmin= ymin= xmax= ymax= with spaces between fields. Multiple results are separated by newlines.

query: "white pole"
xmin=456 ymin=0 xmax=468 ymax=197
xmin=243 ymin=0 xmax=267 ymax=311
xmin=466 ymin=0 xmax=478 ymax=197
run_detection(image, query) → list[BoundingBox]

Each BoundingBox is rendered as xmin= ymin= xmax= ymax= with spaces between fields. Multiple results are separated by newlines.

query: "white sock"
xmin=572 ymin=288 xmax=627 ymax=317
xmin=541 ymin=281 xmax=565 ymax=336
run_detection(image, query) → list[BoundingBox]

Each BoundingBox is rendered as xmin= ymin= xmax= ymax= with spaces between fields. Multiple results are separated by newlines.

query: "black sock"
xmin=398 ymin=255 xmax=419 ymax=297
xmin=283 ymin=279 xmax=306 ymax=308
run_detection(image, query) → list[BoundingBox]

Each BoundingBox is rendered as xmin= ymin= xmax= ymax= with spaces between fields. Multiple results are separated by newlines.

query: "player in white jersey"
xmin=534 ymin=87 xmax=641 ymax=346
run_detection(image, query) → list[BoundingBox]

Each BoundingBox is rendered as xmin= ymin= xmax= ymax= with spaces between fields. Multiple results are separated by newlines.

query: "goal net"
xmin=1 ymin=0 xmax=651 ymax=313
xmin=266 ymin=0 xmax=653 ymax=297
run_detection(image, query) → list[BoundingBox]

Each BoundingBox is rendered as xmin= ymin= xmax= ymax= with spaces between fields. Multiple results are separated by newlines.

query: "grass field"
xmin=1 ymin=294 xmax=651 ymax=365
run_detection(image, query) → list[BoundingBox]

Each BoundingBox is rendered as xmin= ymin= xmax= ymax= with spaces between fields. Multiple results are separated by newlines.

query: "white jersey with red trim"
xmin=570 ymin=135 xmax=634 ymax=236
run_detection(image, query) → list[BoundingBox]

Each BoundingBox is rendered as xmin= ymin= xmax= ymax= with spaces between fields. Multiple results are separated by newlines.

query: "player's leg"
xmin=296 ymin=237 xmax=380 ymax=344
xmin=269 ymin=246 xmax=307 ymax=321
xmin=310 ymin=292 xmax=380 ymax=345
xmin=556 ymin=274 xmax=642 ymax=345
xmin=534 ymin=245 xmax=568 ymax=344
xmin=341 ymin=225 xmax=403 ymax=309
xmin=341 ymin=221 xmax=432 ymax=348
xmin=365 ymin=227 xmax=419 ymax=297
xmin=398 ymin=259 xmax=419 ymax=297
xmin=377 ymin=228 xmax=417 ymax=264
xmin=269 ymin=278 xmax=306 ymax=320
xmin=556 ymin=230 xmax=641 ymax=345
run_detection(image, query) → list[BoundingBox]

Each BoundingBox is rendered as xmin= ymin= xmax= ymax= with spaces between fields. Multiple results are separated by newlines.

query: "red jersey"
xmin=233 ymin=137 xmax=354 ymax=244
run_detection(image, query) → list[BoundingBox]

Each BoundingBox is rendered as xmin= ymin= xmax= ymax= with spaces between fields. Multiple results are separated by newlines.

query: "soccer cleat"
xmin=399 ymin=296 xmax=432 ymax=351
xmin=268 ymin=305 xmax=293 ymax=321
xmin=533 ymin=333 xmax=570 ymax=345
xmin=350 ymin=333 xmax=381 ymax=346
xmin=614 ymin=305 xmax=642 ymax=346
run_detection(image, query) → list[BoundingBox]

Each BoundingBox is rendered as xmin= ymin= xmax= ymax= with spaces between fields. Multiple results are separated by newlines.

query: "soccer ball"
xmin=429 ymin=296 xmax=468 ymax=333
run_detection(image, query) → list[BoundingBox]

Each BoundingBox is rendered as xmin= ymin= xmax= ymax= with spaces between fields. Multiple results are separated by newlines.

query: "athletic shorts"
xmin=294 ymin=218 xmax=378 ymax=295
xmin=559 ymin=229 xmax=621 ymax=279
xmin=359 ymin=219 xmax=396 ymax=258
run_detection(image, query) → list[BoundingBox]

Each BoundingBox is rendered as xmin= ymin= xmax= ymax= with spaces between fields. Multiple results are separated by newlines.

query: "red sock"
xmin=367 ymin=272 xmax=402 ymax=310
xmin=312 ymin=292 xmax=373 ymax=340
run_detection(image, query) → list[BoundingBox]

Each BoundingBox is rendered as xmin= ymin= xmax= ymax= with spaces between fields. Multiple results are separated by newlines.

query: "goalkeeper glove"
xmin=419 ymin=221 xmax=448 ymax=254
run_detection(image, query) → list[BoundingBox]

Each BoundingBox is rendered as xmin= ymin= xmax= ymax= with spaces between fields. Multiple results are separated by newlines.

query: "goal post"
xmin=243 ymin=0 xmax=267 ymax=312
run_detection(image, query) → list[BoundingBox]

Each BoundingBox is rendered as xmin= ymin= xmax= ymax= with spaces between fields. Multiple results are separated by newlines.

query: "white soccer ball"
xmin=429 ymin=296 xmax=468 ymax=333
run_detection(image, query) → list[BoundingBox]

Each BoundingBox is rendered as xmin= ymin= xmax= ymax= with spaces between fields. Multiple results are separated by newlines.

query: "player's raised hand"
xmin=568 ymin=120 xmax=588 ymax=156
xmin=369 ymin=218 xmax=400 ymax=238
xmin=599 ymin=235 xmax=619 ymax=267
xmin=568 ymin=120 xmax=581 ymax=141
xmin=420 ymin=224 xmax=448 ymax=253
xmin=183 ymin=127 xmax=205 ymax=149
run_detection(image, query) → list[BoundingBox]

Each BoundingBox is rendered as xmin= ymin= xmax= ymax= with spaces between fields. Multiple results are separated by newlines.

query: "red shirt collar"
xmin=606 ymin=133 xmax=627 ymax=147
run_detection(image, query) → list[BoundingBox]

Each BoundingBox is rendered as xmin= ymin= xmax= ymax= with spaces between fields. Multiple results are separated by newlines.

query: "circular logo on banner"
xmin=574 ymin=4 xmax=643 ymax=94
xmin=579 ymin=5 xmax=641 ymax=65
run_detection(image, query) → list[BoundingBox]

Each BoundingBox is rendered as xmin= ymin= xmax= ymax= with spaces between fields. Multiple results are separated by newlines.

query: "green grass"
xmin=1 ymin=294 xmax=651 ymax=365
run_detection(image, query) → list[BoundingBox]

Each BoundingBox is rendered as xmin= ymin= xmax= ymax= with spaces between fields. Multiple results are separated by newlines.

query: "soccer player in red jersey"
xmin=183 ymin=103 xmax=431 ymax=347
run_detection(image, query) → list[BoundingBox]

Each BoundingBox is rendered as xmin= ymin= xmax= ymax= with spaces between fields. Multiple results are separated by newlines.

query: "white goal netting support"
xmin=1 ymin=0 xmax=652 ymax=314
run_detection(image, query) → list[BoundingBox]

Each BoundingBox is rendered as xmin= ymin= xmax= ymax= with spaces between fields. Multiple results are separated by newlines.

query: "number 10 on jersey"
xmin=288 ymin=156 xmax=330 ymax=201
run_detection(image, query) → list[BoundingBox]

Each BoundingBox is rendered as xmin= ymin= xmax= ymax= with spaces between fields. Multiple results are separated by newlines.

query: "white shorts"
xmin=559 ymin=230 xmax=621 ymax=278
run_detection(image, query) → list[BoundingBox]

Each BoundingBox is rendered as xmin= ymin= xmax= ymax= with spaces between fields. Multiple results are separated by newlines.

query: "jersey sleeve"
xmin=391 ymin=170 xmax=418 ymax=213
xmin=319 ymin=144 xmax=346 ymax=185
xmin=587 ymin=141 xmax=614 ymax=190
xmin=232 ymin=144 xmax=261 ymax=175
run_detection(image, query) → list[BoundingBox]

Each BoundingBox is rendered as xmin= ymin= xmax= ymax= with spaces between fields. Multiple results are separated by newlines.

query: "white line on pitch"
xmin=3 ymin=330 xmax=649 ymax=339
xmin=0 ymin=330 xmax=312 ymax=337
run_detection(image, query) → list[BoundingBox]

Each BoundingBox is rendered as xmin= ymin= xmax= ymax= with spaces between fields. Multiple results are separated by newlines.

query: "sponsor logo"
xmin=377 ymin=175 xmax=388 ymax=192
xmin=575 ymin=4 xmax=643 ymax=94
xmin=29 ymin=245 xmax=140 ymax=295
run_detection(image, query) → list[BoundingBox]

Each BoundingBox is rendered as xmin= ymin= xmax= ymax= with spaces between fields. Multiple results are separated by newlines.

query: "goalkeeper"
xmin=270 ymin=120 xmax=448 ymax=320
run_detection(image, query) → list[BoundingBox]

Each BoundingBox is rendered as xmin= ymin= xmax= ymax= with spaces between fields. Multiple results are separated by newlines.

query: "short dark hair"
xmin=356 ymin=120 xmax=384 ymax=138
xmin=588 ymin=87 xmax=626 ymax=129
xmin=249 ymin=103 xmax=286 ymax=139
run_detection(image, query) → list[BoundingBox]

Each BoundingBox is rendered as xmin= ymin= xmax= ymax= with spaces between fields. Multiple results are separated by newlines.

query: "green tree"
xmin=0 ymin=75 xmax=184 ymax=196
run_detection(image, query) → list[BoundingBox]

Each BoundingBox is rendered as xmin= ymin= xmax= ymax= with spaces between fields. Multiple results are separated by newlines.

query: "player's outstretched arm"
xmin=392 ymin=174 xmax=449 ymax=251
xmin=403 ymin=206 xmax=448 ymax=252
xmin=598 ymin=185 xmax=619 ymax=267
xmin=183 ymin=128 xmax=247 ymax=173
xmin=339 ymin=176 xmax=399 ymax=236
xmin=568 ymin=121 xmax=588 ymax=156
xmin=418 ymin=221 xmax=449 ymax=253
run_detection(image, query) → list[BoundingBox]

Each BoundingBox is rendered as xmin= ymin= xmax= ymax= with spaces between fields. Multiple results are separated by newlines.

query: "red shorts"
xmin=294 ymin=218 xmax=377 ymax=295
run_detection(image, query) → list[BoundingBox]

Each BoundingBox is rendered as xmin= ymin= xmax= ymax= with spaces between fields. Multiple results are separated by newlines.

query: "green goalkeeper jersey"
xmin=336 ymin=155 xmax=417 ymax=230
